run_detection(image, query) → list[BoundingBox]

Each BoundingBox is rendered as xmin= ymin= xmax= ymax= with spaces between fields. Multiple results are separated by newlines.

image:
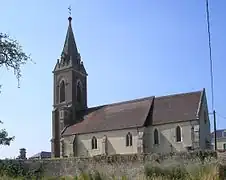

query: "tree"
xmin=0 ymin=121 xmax=14 ymax=145
xmin=0 ymin=33 xmax=31 ymax=87
xmin=0 ymin=33 xmax=31 ymax=145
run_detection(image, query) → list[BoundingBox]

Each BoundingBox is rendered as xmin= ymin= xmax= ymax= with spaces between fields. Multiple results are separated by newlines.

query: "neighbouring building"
xmin=16 ymin=148 xmax=27 ymax=160
xmin=29 ymin=151 xmax=51 ymax=160
xmin=211 ymin=129 xmax=226 ymax=151
xmin=51 ymin=15 xmax=211 ymax=158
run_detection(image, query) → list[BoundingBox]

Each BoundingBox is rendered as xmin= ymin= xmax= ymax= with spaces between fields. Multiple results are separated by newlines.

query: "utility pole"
xmin=205 ymin=0 xmax=217 ymax=151
xmin=213 ymin=110 xmax=217 ymax=150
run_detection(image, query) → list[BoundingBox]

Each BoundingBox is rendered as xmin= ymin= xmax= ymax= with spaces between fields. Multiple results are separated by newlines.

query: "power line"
xmin=205 ymin=0 xmax=215 ymax=112
xmin=216 ymin=112 xmax=226 ymax=120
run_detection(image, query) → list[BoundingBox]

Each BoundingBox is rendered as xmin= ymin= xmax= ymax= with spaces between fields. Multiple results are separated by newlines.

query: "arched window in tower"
xmin=59 ymin=80 xmax=65 ymax=103
xmin=176 ymin=126 xmax=182 ymax=142
xmin=76 ymin=81 xmax=82 ymax=103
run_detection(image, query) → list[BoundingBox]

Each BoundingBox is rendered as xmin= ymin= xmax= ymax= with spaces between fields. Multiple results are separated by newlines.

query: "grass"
xmin=144 ymin=162 xmax=220 ymax=180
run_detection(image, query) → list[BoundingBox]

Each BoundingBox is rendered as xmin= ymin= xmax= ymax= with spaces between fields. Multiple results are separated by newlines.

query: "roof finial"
xmin=68 ymin=5 xmax=72 ymax=22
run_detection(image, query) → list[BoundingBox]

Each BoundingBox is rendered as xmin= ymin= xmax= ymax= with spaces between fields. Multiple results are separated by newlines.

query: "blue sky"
xmin=0 ymin=0 xmax=225 ymax=158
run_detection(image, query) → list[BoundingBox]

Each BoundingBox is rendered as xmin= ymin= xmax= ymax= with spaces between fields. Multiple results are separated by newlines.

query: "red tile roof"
xmin=63 ymin=90 xmax=204 ymax=136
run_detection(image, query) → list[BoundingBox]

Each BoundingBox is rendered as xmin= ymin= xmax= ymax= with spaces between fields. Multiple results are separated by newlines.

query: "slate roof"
xmin=63 ymin=97 xmax=154 ymax=135
xmin=29 ymin=151 xmax=51 ymax=159
xmin=152 ymin=90 xmax=202 ymax=125
xmin=63 ymin=90 xmax=204 ymax=136
xmin=211 ymin=129 xmax=226 ymax=139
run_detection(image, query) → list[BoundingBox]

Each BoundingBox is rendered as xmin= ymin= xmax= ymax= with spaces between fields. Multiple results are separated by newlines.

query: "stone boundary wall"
xmin=22 ymin=151 xmax=219 ymax=178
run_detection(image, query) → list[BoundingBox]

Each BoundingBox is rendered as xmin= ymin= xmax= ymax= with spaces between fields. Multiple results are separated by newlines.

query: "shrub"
xmin=0 ymin=159 xmax=44 ymax=179
xmin=145 ymin=161 xmax=221 ymax=180
xmin=144 ymin=164 xmax=188 ymax=179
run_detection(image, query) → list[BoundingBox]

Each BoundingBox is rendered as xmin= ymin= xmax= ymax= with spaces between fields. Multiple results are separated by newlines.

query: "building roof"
xmin=211 ymin=129 xmax=226 ymax=139
xmin=29 ymin=151 xmax=51 ymax=159
xmin=152 ymin=90 xmax=202 ymax=125
xmin=63 ymin=96 xmax=154 ymax=135
xmin=63 ymin=89 xmax=204 ymax=136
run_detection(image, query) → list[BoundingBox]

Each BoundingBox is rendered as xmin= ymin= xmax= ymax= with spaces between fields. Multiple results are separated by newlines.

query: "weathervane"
xmin=68 ymin=5 xmax=72 ymax=16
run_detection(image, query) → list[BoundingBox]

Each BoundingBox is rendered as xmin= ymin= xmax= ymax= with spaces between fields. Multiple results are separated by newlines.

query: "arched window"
xmin=59 ymin=81 xmax=65 ymax=103
xmin=76 ymin=82 xmax=82 ymax=103
xmin=126 ymin=132 xmax=132 ymax=146
xmin=154 ymin=129 xmax=159 ymax=145
xmin=91 ymin=136 xmax=97 ymax=149
xmin=176 ymin=126 xmax=182 ymax=142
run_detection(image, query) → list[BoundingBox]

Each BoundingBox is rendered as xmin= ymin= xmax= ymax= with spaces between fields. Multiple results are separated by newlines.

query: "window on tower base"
xmin=59 ymin=80 xmax=65 ymax=103
xmin=76 ymin=82 xmax=82 ymax=103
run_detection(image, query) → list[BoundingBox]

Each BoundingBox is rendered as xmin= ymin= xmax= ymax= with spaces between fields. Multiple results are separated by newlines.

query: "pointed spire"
xmin=61 ymin=15 xmax=80 ymax=66
xmin=62 ymin=16 xmax=78 ymax=55
xmin=53 ymin=8 xmax=87 ymax=74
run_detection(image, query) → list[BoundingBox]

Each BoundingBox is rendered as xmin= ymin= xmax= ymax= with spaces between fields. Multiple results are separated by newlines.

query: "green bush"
xmin=0 ymin=159 xmax=44 ymax=179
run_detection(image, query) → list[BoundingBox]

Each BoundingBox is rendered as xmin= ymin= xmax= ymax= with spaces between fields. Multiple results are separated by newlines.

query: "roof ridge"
xmin=88 ymin=96 xmax=154 ymax=109
xmin=155 ymin=89 xmax=203 ymax=99
xmin=88 ymin=90 xmax=203 ymax=109
xmin=106 ymin=96 xmax=154 ymax=107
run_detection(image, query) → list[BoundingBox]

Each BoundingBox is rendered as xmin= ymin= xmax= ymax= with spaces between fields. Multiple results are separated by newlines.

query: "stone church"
xmin=51 ymin=16 xmax=211 ymax=158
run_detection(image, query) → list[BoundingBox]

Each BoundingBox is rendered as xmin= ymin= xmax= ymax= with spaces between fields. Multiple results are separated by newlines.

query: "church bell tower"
xmin=51 ymin=15 xmax=88 ymax=158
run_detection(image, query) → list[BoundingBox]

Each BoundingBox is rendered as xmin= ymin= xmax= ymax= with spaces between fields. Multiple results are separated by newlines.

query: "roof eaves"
xmin=152 ymin=118 xmax=199 ymax=126
xmin=63 ymin=125 xmax=145 ymax=136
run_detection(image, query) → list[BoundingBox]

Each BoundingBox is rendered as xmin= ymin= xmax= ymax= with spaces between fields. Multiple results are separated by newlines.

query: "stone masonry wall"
xmin=22 ymin=151 xmax=219 ymax=178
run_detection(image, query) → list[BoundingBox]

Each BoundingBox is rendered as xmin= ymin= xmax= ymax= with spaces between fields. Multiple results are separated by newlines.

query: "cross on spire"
xmin=68 ymin=5 xmax=72 ymax=16
xmin=68 ymin=5 xmax=72 ymax=22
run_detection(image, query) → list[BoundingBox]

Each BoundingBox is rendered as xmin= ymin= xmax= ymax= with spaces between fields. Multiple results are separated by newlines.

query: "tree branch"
xmin=0 ymin=32 xmax=32 ymax=146
xmin=0 ymin=33 xmax=32 ymax=87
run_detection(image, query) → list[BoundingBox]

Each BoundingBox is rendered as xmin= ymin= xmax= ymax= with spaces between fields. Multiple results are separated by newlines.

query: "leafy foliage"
xmin=0 ymin=159 xmax=44 ymax=179
xmin=0 ymin=33 xmax=31 ymax=87
xmin=0 ymin=32 xmax=31 ymax=146
xmin=0 ymin=122 xmax=14 ymax=146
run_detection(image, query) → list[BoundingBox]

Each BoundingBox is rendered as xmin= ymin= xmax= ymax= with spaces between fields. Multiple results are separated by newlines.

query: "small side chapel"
xmin=51 ymin=15 xmax=211 ymax=158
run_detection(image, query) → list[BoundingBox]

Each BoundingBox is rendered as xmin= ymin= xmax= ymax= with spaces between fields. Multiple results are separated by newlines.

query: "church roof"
xmin=63 ymin=97 xmax=153 ymax=135
xmin=152 ymin=90 xmax=203 ymax=125
xmin=63 ymin=89 xmax=204 ymax=136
